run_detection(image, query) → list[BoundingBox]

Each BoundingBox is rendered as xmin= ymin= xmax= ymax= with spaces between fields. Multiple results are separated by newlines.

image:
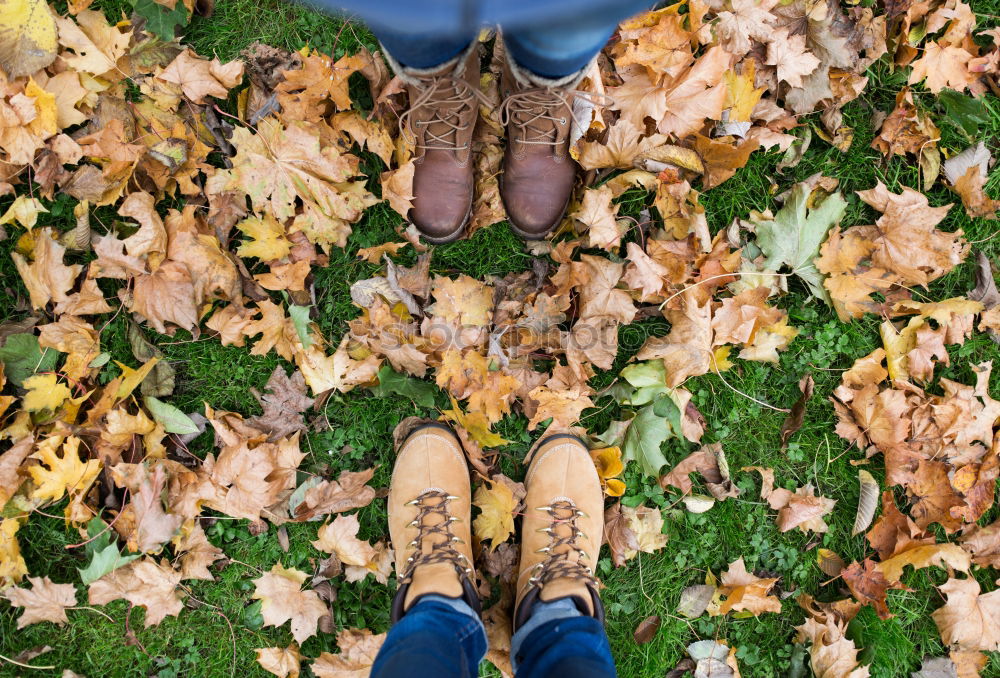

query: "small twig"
xmin=66 ymin=495 xmax=127 ymax=549
xmin=66 ymin=606 xmax=116 ymax=624
xmin=227 ymin=558 xmax=264 ymax=574
xmin=709 ymin=351 xmax=790 ymax=413
xmin=0 ymin=653 xmax=56 ymax=670
xmin=125 ymin=604 xmax=148 ymax=655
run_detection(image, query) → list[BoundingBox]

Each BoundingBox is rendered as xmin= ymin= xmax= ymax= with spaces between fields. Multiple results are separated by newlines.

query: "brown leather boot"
xmin=499 ymin=59 xmax=586 ymax=239
xmin=388 ymin=422 xmax=479 ymax=621
xmin=394 ymin=46 xmax=483 ymax=243
xmin=513 ymin=433 xmax=605 ymax=630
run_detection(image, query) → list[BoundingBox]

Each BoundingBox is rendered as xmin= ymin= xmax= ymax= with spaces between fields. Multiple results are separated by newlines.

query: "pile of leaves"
xmin=0 ymin=0 xmax=999 ymax=676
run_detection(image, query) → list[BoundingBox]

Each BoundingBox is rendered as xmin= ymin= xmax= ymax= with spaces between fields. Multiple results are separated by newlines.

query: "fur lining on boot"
xmin=501 ymin=38 xmax=596 ymax=89
xmin=381 ymin=40 xmax=479 ymax=86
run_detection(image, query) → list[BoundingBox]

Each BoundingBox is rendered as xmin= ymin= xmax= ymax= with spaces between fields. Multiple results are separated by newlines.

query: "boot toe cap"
xmin=505 ymin=201 xmax=566 ymax=238
xmin=410 ymin=199 xmax=470 ymax=243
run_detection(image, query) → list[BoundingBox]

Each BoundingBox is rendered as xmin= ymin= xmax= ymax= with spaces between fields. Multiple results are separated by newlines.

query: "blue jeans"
xmin=371 ymin=595 xmax=616 ymax=678
xmin=371 ymin=0 xmax=652 ymax=77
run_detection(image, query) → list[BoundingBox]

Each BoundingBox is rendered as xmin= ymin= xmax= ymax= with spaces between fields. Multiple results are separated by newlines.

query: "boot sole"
xmin=410 ymin=202 xmax=472 ymax=245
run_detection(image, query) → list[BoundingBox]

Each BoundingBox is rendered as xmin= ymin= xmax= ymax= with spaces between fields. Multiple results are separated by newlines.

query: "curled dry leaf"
xmin=255 ymin=645 xmax=302 ymax=678
xmin=715 ymin=557 xmax=781 ymax=617
xmin=603 ymin=501 xmax=639 ymax=568
xmin=853 ymin=470 xmax=879 ymax=536
xmin=817 ymin=549 xmax=847 ymax=578
xmin=311 ymin=628 xmax=386 ymax=678
xmin=633 ymin=615 xmax=661 ymax=644
xmin=781 ymin=374 xmax=814 ymax=449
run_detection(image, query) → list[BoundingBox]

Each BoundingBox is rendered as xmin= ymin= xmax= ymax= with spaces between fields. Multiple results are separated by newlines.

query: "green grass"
xmin=3 ymin=1 xmax=1000 ymax=676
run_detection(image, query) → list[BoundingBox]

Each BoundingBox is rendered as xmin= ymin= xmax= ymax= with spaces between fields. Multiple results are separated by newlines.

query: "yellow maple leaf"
xmin=24 ymin=77 xmax=57 ymax=139
xmin=590 ymin=446 xmax=626 ymax=497
xmin=442 ymin=398 xmax=510 ymax=448
xmin=1 ymin=518 xmax=28 ymax=589
xmin=711 ymin=345 xmax=734 ymax=372
xmin=21 ymin=373 xmax=71 ymax=412
xmin=28 ymin=435 xmax=102 ymax=504
xmin=115 ymin=358 xmax=159 ymax=401
xmin=0 ymin=0 xmax=58 ymax=79
xmin=0 ymin=194 xmax=47 ymax=230
xmin=723 ymin=61 xmax=765 ymax=123
xmin=473 ymin=480 xmax=516 ymax=550
xmin=236 ymin=214 xmax=292 ymax=261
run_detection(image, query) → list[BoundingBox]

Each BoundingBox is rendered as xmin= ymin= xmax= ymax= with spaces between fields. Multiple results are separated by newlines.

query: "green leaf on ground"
xmin=133 ymin=0 xmax=190 ymax=41
xmin=369 ymin=365 xmax=436 ymax=407
xmin=78 ymin=518 xmax=139 ymax=585
xmin=144 ymin=396 xmax=200 ymax=434
xmin=0 ymin=333 xmax=58 ymax=387
xmin=127 ymin=320 xmax=174 ymax=397
xmin=753 ymin=183 xmax=848 ymax=304
xmin=622 ymin=403 xmax=672 ymax=478
xmin=938 ymin=89 xmax=989 ymax=137
xmin=288 ymin=304 xmax=313 ymax=349
xmin=620 ymin=360 xmax=669 ymax=406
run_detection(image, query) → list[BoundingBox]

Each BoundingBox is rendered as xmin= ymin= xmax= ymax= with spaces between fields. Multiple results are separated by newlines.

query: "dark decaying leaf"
xmin=247 ymin=368 xmax=315 ymax=442
xmin=127 ymin=319 xmax=175 ymax=397
xmin=780 ymin=374 xmax=814 ymax=449
xmin=633 ymin=615 xmax=661 ymax=644
xmin=603 ymin=501 xmax=639 ymax=568
xmin=665 ymin=658 xmax=696 ymax=678
xmin=852 ymin=470 xmax=880 ymax=536
xmin=816 ymin=548 xmax=847 ymax=577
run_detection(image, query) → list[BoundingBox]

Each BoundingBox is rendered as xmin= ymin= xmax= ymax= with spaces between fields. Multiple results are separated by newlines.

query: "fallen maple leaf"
xmin=932 ymin=577 xmax=1000 ymax=651
xmin=247 ymin=368 xmax=315 ymax=442
xmin=88 ymin=557 xmax=184 ymax=627
xmin=3 ymin=575 xmax=78 ymax=628
xmin=796 ymin=611 xmax=871 ymax=678
xmin=251 ymin=563 xmax=328 ymax=644
xmin=716 ymin=557 xmax=781 ymax=616
xmin=311 ymin=514 xmax=376 ymax=567
xmin=256 ymin=645 xmax=302 ymax=678
xmin=572 ymin=185 xmax=624 ymax=251
xmin=28 ymin=435 xmax=101 ymax=505
xmin=157 ymin=48 xmax=245 ymax=103
xmin=621 ymin=504 xmax=668 ymax=559
xmin=311 ymin=628 xmax=386 ymax=678
xmin=473 ymin=479 xmax=517 ymax=550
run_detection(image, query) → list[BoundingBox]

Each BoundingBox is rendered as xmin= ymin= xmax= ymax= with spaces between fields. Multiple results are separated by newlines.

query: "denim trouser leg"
xmin=370 ymin=595 xmax=487 ymax=678
xmin=372 ymin=595 xmax=616 ymax=678
xmin=511 ymin=598 xmax=617 ymax=678
xmin=369 ymin=0 xmax=652 ymax=76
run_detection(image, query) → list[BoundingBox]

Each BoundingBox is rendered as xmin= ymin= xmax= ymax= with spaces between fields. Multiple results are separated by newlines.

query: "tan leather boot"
xmin=388 ymin=422 xmax=479 ymax=621
xmin=513 ymin=433 xmax=605 ymax=630
xmin=394 ymin=45 xmax=483 ymax=243
xmin=499 ymin=59 xmax=586 ymax=239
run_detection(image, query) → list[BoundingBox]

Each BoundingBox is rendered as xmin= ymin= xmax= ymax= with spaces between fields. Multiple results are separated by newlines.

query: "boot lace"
xmin=499 ymin=88 xmax=611 ymax=147
xmin=399 ymin=76 xmax=489 ymax=152
xmin=400 ymin=489 xmax=472 ymax=584
xmin=526 ymin=499 xmax=596 ymax=590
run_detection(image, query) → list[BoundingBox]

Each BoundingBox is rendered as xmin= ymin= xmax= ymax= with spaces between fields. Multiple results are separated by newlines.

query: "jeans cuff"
xmin=413 ymin=594 xmax=489 ymax=646
xmin=510 ymin=598 xmax=583 ymax=670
